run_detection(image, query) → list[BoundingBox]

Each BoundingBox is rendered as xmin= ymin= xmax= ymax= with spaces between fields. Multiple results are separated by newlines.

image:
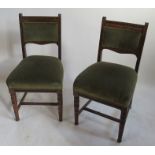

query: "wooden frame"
xmin=9 ymin=13 xmax=63 ymax=121
xmin=74 ymin=17 xmax=148 ymax=142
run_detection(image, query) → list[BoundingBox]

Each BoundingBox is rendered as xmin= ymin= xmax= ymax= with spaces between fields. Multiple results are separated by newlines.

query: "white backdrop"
xmin=0 ymin=8 xmax=155 ymax=88
xmin=0 ymin=8 xmax=155 ymax=145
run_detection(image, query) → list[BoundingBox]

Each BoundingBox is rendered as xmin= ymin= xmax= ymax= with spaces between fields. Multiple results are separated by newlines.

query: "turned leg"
xmin=74 ymin=95 xmax=79 ymax=125
xmin=9 ymin=89 xmax=19 ymax=121
xmin=57 ymin=91 xmax=63 ymax=121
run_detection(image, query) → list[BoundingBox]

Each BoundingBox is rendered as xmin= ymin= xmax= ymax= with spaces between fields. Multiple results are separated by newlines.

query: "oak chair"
xmin=73 ymin=17 xmax=148 ymax=142
xmin=6 ymin=13 xmax=63 ymax=121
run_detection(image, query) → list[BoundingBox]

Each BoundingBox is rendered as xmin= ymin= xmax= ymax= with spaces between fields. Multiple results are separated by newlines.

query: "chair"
xmin=6 ymin=13 xmax=63 ymax=121
xmin=73 ymin=17 xmax=148 ymax=142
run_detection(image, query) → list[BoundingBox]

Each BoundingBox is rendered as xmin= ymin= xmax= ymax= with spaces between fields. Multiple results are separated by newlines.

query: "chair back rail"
xmin=97 ymin=17 xmax=148 ymax=72
xmin=19 ymin=13 xmax=61 ymax=60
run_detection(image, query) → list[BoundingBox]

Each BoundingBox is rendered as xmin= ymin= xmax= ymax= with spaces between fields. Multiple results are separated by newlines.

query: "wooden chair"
xmin=6 ymin=13 xmax=63 ymax=121
xmin=73 ymin=17 xmax=148 ymax=142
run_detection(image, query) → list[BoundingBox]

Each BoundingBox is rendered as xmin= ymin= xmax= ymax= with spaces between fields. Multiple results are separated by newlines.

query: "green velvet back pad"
xmin=102 ymin=27 xmax=142 ymax=52
xmin=22 ymin=22 xmax=58 ymax=43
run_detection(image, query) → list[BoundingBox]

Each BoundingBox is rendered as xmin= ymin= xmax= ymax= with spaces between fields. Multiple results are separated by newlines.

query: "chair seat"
xmin=73 ymin=62 xmax=137 ymax=108
xmin=6 ymin=55 xmax=63 ymax=91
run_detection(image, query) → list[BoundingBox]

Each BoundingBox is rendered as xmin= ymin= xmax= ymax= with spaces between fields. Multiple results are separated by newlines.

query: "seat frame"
xmin=74 ymin=17 xmax=148 ymax=142
xmin=8 ymin=13 xmax=63 ymax=122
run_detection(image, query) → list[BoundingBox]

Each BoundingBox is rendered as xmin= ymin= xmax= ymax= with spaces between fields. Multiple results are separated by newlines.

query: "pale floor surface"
xmin=0 ymin=82 xmax=155 ymax=146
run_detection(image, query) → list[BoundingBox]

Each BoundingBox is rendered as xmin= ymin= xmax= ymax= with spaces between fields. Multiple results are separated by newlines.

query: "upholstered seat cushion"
xmin=6 ymin=55 xmax=63 ymax=91
xmin=73 ymin=62 xmax=137 ymax=108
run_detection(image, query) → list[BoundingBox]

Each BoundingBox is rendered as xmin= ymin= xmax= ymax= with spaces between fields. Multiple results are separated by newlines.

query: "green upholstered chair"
xmin=73 ymin=17 xmax=148 ymax=142
xmin=6 ymin=13 xmax=63 ymax=121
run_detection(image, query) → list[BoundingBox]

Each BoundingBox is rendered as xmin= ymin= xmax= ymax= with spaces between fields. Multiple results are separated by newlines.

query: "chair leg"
xmin=57 ymin=91 xmax=63 ymax=122
xmin=74 ymin=95 xmax=79 ymax=125
xmin=117 ymin=108 xmax=128 ymax=143
xmin=9 ymin=89 xmax=20 ymax=121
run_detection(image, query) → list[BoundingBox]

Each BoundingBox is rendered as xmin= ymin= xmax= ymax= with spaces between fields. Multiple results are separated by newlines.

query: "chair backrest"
xmin=97 ymin=17 xmax=148 ymax=72
xmin=19 ymin=13 xmax=61 ymax=60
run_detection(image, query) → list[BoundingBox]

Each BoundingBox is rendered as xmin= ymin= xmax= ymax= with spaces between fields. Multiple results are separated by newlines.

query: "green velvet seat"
xmin=6 ymin=14 xmax=63 ymax=122
xmin=73 ymin=17 xmax=148 ymax=143
xmin=74 ymin=61 xmax=137 ymax=108
xmin=6 ymin=55 xmax=63 ymax=91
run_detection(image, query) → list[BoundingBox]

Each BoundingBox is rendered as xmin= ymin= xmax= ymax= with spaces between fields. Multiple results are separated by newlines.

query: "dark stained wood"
xmin=135 ymin=22 xmax=149 ymax=72
xmin=104 ymin=20 xmax=145 ymax=31
xmin=20 ymin=92 xmax=27 ymax=103
xmin=57 ymin=91 xmax=63 ymax=121
xmin=19 ymin=13 xmax=61 ymax=59
xmin=117 ymin=108 xmax=128 ymax=142
xmin=79 ymin=99 xmax=91 ymax=114
xmin=21 ymin=16 xmax=60 ymax=22
xmin=74 ymin=95 xmax=79 ymax=125
xmin=84 ymin=107 xmax=121 ymax=123
xmin=19 ymin=13 xmax=27 ymax=58
xmin=8 ymin=13 xmax=63 ymax=122
xmin=97 ymin=17 xmax=149 ymax=74
xmin=17 ymin=92 xmax=27 ymax=110
xmin=9 ymin=89 xmax=20 ymax=121
xmin=58 ymin=14 xmax=61 ymax=60
xmin=20 ymin=102 xmax=58 ymax=106
xmin=75 ymin=17 xmax=148 ymax=142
